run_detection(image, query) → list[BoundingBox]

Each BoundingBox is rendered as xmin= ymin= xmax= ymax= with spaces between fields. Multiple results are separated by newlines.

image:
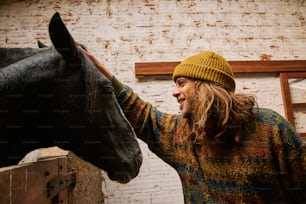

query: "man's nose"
xmin=172 ymin=87 xmax=180 ymax=97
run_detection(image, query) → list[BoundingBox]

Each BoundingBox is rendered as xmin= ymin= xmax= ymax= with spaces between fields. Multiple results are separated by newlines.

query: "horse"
xmin=0 ymin=12 xmax=142 ymax=184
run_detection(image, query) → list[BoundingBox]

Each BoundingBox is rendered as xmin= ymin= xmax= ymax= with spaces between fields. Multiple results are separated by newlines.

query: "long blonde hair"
xmin=176 ymin=80 xmax=256 ymax=146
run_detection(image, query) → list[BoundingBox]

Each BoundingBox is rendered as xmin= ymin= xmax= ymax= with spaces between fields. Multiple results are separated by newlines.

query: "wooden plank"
xmin=135 ymin=62 xmax=179 ymax=77
xmin=292 ymin=103 xmax=306 ymax=108
xmin=0 ymin=150 xmax=105 ymax=204
xmin=280 ymin=72 xmax=295 ymax=128
xmin=0 ymin=159 xmax=59 ymax=204
xmin=0 ymin=169 xmax=10 ymax=204
xmin=284 ymin=71 xmax=306 ymax=78
xmin=58 ymin=157 xmax=68 ymax=204
xmin=25 ymin=159 xmax=59 ymax=204
xmin=135 ymin=60 xmax=306 ymax=77
xmin=229 ymin=60 xmax=306 ymax=73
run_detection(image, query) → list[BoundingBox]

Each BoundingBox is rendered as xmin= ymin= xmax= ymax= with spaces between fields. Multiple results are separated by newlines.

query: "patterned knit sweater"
xmin=111 ymin=77 xmax=306 ymax=204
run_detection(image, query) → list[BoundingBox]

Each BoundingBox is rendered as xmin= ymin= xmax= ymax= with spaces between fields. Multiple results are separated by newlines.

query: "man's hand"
xmin=77 ymin=43 xmax=113 ymax=80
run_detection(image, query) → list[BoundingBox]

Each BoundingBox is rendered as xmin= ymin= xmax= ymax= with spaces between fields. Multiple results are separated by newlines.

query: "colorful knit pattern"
xmin=111 ymin=77 xmax=306 ymax=204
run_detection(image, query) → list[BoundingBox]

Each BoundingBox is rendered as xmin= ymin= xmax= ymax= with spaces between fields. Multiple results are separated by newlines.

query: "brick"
xmin=0 ymin=1 xmax=305 ymax=203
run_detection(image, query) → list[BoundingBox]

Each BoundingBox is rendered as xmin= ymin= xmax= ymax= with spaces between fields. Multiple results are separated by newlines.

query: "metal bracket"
xmin=47 ymin=171 xmax=76 ymax=198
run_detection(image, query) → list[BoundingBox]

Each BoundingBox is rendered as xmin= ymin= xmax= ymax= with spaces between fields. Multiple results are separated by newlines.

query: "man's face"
xmin=172 ymin=77 xmax=196 ymax=118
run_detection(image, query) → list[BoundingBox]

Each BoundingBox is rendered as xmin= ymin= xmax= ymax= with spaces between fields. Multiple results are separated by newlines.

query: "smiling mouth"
xmin=177 ymin=98 xmax=185 ymax=110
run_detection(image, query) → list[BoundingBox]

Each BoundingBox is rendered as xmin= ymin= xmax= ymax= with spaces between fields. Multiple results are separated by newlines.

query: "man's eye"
xmin=179 ymin=81 xmax=186 ymax=87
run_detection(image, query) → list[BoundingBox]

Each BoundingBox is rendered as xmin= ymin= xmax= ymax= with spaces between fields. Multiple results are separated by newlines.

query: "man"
xmin=81 ymin=47 xmax=306 ymax=203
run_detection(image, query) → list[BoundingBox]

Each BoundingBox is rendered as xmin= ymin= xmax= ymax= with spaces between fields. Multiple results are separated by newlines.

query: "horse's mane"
xmin=82 ymin=56 xmax=98 ymax=121
xmin=80 ymin=53 xmax=113 ymax=123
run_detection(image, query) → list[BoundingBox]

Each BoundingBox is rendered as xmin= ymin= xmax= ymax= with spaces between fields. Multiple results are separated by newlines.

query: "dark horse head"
xmin=0 ymin=12 xmax=142 ymax=183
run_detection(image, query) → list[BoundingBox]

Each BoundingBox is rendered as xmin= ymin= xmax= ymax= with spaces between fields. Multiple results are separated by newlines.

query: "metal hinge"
xmin=47 ymin=171 xmax=76 ymax=198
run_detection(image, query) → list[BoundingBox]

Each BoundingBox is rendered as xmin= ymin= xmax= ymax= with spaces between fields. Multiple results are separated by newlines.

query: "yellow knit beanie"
xmin=172 ymin=51 xmax=235 ymax=92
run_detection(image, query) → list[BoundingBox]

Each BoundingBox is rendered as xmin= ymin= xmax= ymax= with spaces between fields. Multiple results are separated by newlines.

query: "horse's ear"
xmin=49 ymin=12 xmax=78 ymax=61
xmin=37 ymin=40 xmax=48 ymax=48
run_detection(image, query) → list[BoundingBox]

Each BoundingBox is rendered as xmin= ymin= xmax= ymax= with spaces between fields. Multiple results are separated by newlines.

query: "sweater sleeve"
xmin=111 ymin=76 xmax=180 ymax=164
xmin=269 ymin=109 xmax=306 ymax=202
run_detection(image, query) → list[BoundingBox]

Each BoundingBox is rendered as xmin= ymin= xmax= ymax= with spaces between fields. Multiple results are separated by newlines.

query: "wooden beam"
xmin=293 ymin=103 xmax=306 ymax=108
xmin=280 ymin=72 xmax=295 ymax=128
xmin=135 ymin=60 xmax=306 ymax=78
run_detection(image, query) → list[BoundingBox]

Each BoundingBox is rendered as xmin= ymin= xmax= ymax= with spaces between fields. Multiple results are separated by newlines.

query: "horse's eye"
xmin=98 ymin=83 xmax=113 ymax=94
xmin=104 ymin=86 xmax=113 ymax=94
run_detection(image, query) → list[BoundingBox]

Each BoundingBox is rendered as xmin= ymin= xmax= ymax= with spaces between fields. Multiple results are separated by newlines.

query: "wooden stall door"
xmin=0 ymin=149 xmax=105 ymax=204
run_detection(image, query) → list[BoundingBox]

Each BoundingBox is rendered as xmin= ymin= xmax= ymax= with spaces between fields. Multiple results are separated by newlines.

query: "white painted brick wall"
xmin=1 ymin=1 xmax=305 ymax=203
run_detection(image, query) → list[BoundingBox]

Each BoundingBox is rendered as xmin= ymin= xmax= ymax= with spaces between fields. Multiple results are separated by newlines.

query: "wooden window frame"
xmin=135 ymin=60 xmax=306 ymax=77
xmin=280 ymin=72 xmax=306 ymax=137
xmin=135 ymin=60 xmax=306 ymax=137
